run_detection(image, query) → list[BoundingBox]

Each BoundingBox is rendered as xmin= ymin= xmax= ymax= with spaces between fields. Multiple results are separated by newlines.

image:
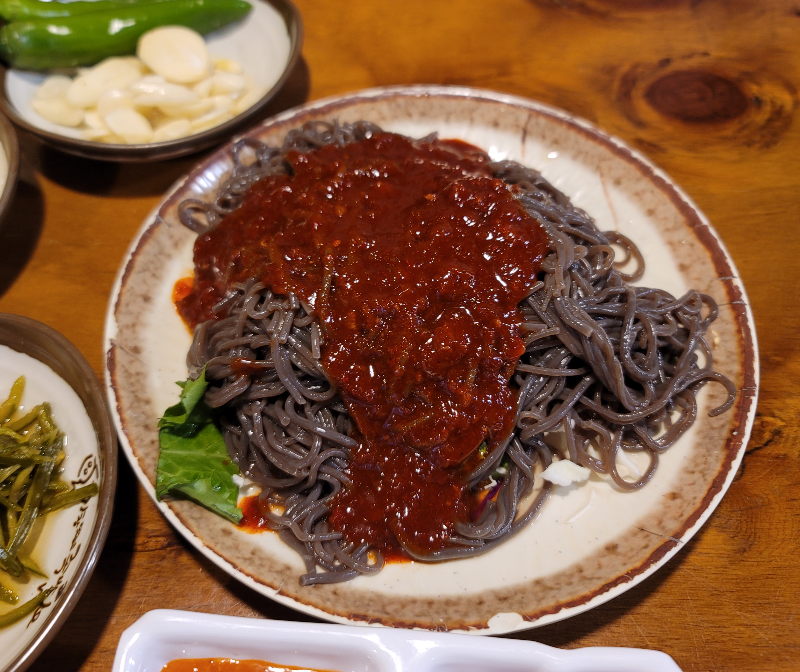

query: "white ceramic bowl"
xmin=0 ymin=0 xmax=302 ymax=162
xmin=113 ymin=610 xmax=683 ymax=672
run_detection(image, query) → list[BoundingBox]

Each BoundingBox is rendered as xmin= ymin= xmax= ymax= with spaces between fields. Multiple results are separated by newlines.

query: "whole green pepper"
xmin=0 ymin=0 xmax=168 ymax=22
xmin=0 ymin=0 xmax=252 ymax=70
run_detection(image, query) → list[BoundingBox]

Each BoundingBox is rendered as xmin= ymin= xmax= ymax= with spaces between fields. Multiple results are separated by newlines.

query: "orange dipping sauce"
xmin=161 ymin=659 xmax=338 ymax=672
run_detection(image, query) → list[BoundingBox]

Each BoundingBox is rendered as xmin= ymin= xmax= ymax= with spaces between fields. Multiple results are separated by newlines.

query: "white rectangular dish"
xmin=113 ymin=610 xmax=682 ymax=672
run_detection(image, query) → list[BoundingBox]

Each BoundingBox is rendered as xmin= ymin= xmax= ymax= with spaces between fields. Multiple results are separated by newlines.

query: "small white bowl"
xmin=113 ymin=610 xmax=682 ymax=672
xmin=0 ymin=0 xmax=302 ymax=162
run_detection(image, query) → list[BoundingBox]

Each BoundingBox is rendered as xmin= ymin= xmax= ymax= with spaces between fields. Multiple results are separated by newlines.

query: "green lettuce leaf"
xmin=156 ymin=370 xmax=242 ymax=524
xmin=158 ymin=372 xmax=210 ymax=432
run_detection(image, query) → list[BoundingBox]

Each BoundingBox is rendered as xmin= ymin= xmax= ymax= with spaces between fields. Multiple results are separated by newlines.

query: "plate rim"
xmin=103 ymin=84 xmax=759 ymax=634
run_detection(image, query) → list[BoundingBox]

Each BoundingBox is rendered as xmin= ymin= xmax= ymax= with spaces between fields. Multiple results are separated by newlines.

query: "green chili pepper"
xmin=0 ymin=0 xmax=168 ymax=21
xmin=0 ymin=0 xmax=252 ymax=70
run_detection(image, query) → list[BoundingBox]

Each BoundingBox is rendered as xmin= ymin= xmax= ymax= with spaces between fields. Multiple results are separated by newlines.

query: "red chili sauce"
xmin=177 ymin=133 xmax=548 ymax=559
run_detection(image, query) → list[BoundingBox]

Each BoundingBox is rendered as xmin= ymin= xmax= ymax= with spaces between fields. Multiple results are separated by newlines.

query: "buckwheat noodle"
xmin=180 ymin=121 xmax=736 ymax=584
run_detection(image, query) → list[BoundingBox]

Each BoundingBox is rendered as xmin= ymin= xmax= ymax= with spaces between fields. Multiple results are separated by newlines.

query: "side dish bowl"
xmin=113 ymin=609 xmax=682 ymax=672
xmin=0 ymin=0 xmax=302 ymax=162
xmin=0 ymin=314 xmax=117 ymax=672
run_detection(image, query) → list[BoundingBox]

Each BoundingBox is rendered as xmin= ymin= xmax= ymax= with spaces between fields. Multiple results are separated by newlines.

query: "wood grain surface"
xmin=0 ymin=0 xmax=797 ymax=670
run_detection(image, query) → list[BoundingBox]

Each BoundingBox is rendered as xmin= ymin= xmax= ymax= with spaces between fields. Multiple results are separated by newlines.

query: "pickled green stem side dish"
xmin=0 ymin=376 xmax=99 ymax=629
xmin=0 ymin=0 xmax=252 ymax=70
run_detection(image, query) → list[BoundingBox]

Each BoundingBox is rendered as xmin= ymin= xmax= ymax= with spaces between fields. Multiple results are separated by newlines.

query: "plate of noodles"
xmin=104 ymin=85 xmax=758 ymax=633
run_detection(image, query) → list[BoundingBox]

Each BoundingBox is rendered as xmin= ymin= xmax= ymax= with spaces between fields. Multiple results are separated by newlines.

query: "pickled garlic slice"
xmin=137 ymin=26 xmax=210 ymax=85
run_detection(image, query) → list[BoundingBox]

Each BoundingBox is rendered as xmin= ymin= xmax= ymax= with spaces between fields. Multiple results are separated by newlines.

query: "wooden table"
xmin=0 ymin=1 xmax=797 ymax=670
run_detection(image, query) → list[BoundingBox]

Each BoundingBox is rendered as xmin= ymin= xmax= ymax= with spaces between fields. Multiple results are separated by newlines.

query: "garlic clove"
xmin=66 ymin=75 xmax=101 ymax=109
xmin=36 ymin=75 xmax=72 ymax=100
xmin=104 ymin=107 xmax=154 ymax=144
xmin=83 ymin=111 xmax=107 ymax=130
xmin=67 ymin=57 xmax=143 ymax=109
xmin=210 ymin=72 xmax=246 ymax=97
xmin=191 ymin=105 xmax=234 ymax=132
xmin=158 ymin=97 xmax=214 ymax=120
xmin=82 ymin=127 xmax=112 ymax=140
xmin=137 ymin=26 xmax=210 ymax=85
xmin=213 ymin=57 xmax=242 ymax=74
xmin=129 ymin=74 xmax=168 ymax=94
xmin=84 ymin=57 xmax=142 ymax=92
xmin=153 ymin=118 xmax=192 ymax=142
xmin=193 ymin=76 xmax=214 ymax=98
xmin=96 ymin=89 xmax=135 ymax=117
xmin=210 ymin=95 xmax=234 ymax=113
xmin=132 ymin=83 xmax=198 ymax=107
xmin=116 ymin=56 xmax=148 ymax=71
xmin=31 ymin=97 xmax=84 ymax=126
xmin=232 ymin=85 xmax=266 ymax=115
xmin=190 ymin=96 xmax=235 ymax=130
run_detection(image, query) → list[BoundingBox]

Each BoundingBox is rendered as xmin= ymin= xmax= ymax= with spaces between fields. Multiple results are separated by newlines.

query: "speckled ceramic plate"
xmin=104 ymin=85 xmax=758 ymax=634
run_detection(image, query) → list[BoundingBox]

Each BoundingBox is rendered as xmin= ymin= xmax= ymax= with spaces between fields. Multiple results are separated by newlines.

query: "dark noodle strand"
xmin=182 ymin=121 xmax=736 ymax=581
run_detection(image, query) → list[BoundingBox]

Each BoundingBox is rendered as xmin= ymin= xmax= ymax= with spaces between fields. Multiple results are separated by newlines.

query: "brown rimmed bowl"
xmin=0 ymin=314 xmax=117 ymax=672
xmin=0 ymin=0 xmax=302 ymax=162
